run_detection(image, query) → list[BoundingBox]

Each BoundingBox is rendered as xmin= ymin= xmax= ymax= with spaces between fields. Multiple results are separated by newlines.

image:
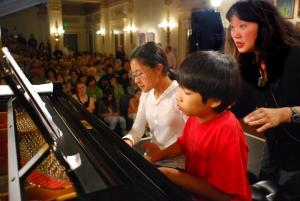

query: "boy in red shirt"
xmin=146 ymin=51 xmax=251 ymax=201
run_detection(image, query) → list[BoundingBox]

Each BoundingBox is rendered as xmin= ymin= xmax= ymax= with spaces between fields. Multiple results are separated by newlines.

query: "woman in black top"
xmin=72 ymin=82 xmax=95 ymax=113
xmin=225 ymin=0 xmax=300 ymax=199
xmin=95 ymin=89 xmax=127 ymax=136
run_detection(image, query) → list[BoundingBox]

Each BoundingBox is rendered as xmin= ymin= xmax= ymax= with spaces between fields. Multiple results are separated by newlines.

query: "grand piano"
xmin=0 ymin=47 xmax=193 ymax=201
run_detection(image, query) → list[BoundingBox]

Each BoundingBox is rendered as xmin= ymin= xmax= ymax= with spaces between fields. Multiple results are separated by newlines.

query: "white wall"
xmin=2 ymin=0 xmax=300 ymax=56
xmin=134 ymin=0 xmax=165 ymax=45
xmin=63 ymin=15 xmax=89 ymax=53
xmin=288 ymin=0 xmax=300 ymax=24
xmin=0 ymin=6 xmax=49 ymax=44
xmin=0 ymin=0 xmax=46 ymax=18
xmin=218 ymin=0 xmax=300 ymax=26
xmin=218 ymin=0 xmax=237 ymax=28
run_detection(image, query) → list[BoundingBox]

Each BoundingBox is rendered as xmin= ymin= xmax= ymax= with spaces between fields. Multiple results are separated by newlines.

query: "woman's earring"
xmin=258 ymin=75 xmax=266 ymax=87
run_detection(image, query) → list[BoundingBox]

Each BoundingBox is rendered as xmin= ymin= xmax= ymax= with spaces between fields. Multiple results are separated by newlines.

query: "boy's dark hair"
xmin=177 ymin=51 xmax=240 ymax=113
xmin=129 ymin=42 xmax=169 ymax=74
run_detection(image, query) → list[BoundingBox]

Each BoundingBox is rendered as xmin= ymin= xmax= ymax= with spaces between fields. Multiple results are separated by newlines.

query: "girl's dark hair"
xmin=129 ymin=42 xmax=169 ymax=74
xmin=177 ymin=51 xmax=241 ymax=113
xmin=225 ymin=0 xmax=300 ymax=61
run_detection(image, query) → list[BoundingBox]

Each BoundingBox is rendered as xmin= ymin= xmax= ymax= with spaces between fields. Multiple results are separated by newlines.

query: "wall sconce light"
xmin=113 ymin=30 xmax=121 ymax=35
xmin=96 ymin=28 xmax=105 ymax=43
xmin=123 ymin=24 xmax=138 ymax=44
xmin=158 ymin=10 xmax=177 ymax=45
xmin=210 ymin=0 xmax=222 ymax=11
xmin=96 ymin=29 xmax=105 ymax=36
xmin=51 ymin=20 xmax=64 ymax=43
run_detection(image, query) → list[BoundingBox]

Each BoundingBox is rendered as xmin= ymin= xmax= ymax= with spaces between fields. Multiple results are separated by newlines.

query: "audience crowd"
xmin=0 ymin=27 xmax=141 ymax=136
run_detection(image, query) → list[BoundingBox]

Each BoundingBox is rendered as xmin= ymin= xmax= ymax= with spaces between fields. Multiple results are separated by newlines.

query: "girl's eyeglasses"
xmin=131 ymin=71 xmax=146 ymax=80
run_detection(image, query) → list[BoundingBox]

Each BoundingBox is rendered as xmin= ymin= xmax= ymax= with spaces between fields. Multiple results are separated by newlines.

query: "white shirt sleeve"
xmin=122 ymin=92 xmax=148 ymax=145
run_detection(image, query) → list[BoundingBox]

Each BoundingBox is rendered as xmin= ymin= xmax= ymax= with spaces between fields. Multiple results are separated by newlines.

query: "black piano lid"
xmin=2 ymin=48 xmax=193 ymax=201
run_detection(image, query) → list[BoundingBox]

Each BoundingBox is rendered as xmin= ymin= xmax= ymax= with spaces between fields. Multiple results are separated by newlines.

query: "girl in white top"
xmin=123 ymin=42 xmax=186 ymax=153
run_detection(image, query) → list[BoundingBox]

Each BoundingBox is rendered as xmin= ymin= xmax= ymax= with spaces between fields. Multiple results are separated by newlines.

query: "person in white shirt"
xmin=123 ymin=42 xmax=185 ymax=154
xmin=165 ymin=45 xmax=177 ymax=70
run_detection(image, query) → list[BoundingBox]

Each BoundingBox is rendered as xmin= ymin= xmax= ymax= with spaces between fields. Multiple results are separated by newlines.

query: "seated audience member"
xmin=146 ymin=51 xmax=251 ymax=201
xmin=87 ymin=67 xmax=100 ymax=82
xmin=165 ymin=45 xmax=177 ymax=69
xmin=116 ymin=45 xmax=126 ymax=62
xmin=45 ymin=68 xmax=56 ymax=83
xmin=53 ymin=46 xmax=63 ymax=61
xmin=28 ymin=33 xmax=38 ymax=49
xmin=106 ymin=64 xmax=116 ymax=77
xmin=119 ymin=60 xmax=133 ymax=93
xmin=31 ymin=66 xmax=46 ymax=84
xmin=68 ymin=69 xmax=78 ymax=93
xmin=109 ymin=76 xmax=125 ymax=111
xmin=78 ymin=73 xmax=88 ymax=84
xmin=72 ymin=82 xmax=95 ymax=113
xmin=113 ymin=58 xmax=123 ymax=79
xmin=87 ymin=76 xmax=103 ymax=100
xmin=62 ymin=81 xmax=72 ymax=96
xmin=128 ymin=89 xmax=141 ymax=121
xmin=95 ymin=89 xmax=127 ymax=136
xmin=126 ymin=77 xmax=138 ymax=96
xmin=98 ymin=74 xmax=111 ymax=92
xmin=56 ymin=73 xmax=65 ymax=84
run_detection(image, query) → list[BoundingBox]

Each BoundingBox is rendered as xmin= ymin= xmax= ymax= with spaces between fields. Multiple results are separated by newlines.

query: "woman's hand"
xmin=243 ymin=107 xmax=291 ymax=132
